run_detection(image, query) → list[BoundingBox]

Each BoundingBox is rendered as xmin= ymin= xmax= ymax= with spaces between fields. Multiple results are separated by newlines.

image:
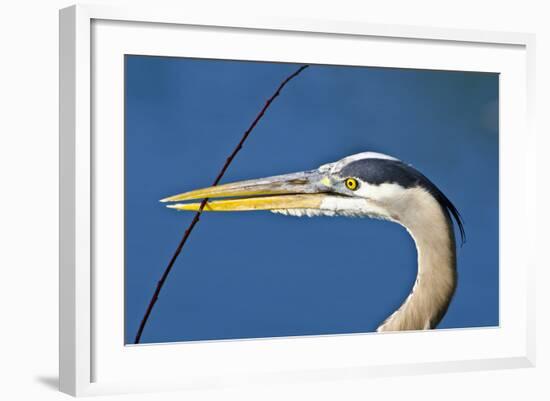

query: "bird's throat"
xmin=376 ymin=187 xmax=457 ymax=332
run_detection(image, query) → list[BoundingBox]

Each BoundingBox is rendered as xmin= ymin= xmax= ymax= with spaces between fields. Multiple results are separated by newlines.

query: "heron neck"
xmin=377 ymin=188 xmax=457 ymax=332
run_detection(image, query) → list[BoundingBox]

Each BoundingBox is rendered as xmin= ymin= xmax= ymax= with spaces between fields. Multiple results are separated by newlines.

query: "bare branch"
xmin=134 ymin=64 xmax=310 ymax=344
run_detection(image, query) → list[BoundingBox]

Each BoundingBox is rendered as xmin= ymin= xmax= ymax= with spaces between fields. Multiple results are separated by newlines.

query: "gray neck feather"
xmin=376 ymin=187 xmax=457 ymax=332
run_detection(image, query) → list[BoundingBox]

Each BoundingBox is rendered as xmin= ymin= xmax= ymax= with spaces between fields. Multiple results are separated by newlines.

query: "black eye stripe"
xmin=339 ymin=158 xmax=465 ymax=244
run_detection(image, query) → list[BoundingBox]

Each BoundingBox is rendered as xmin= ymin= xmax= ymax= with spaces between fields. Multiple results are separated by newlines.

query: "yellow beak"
xmin=161 ymin=170 xmax=331 ymax=212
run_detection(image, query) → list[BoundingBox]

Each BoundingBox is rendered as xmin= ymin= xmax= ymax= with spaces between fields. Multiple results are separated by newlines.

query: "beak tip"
xmin=160 ymin=195 xmax=178 ymax=203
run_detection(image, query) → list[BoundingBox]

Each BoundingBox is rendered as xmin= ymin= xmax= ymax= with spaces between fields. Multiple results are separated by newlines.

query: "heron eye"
xmin=345 ymin=178 xmax=359 ymax=191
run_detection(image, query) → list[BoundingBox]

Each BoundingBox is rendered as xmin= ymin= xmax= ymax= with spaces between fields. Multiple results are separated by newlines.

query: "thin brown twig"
xmin=134 ymin=64 xmax=310 ymax=344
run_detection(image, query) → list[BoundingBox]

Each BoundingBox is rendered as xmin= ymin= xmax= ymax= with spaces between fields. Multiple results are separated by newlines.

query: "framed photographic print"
xmin=59 ymin=4 xmax=536 ymax=396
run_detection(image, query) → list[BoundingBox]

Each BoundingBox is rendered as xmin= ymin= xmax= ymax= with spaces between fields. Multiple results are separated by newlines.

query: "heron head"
xmin=161 ymin=151 xmax=464 ymax=242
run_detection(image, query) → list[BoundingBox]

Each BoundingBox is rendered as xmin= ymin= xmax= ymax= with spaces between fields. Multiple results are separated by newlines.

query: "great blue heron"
xmin=161 ymin=152 xmax=465 ymax=332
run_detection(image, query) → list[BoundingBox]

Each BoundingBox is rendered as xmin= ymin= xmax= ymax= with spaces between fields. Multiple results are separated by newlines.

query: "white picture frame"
xmin=59 ymin=4 xmax=536 ymax=397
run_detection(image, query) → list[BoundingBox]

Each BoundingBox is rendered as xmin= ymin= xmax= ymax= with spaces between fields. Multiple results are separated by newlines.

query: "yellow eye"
xmin=345 ymin=178 xmax=358 ymax=191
